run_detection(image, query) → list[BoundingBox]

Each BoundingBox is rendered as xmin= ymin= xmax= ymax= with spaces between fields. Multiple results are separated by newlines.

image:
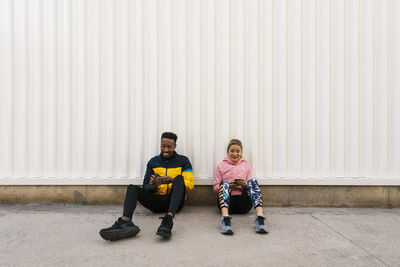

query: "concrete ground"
xmin=0 ymin=205 xmax=399 ymax=267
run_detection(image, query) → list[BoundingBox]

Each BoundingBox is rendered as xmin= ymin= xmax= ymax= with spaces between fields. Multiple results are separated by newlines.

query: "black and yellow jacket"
xmin=143 ymin=152 xmax=194 ymax=195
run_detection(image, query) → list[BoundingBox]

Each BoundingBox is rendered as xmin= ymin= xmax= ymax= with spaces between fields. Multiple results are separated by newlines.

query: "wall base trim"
xmin=1 ymin=177 xmax=400 ymax=186
xmin=1 ymin=185 xmax=400 ymax=207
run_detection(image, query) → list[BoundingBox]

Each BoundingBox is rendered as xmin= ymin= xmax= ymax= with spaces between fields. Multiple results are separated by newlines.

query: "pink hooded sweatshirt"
xmin=213 ymin=157 xmax=253 ymax=196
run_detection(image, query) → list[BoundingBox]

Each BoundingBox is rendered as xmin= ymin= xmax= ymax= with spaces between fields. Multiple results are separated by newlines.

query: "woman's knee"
xmin=221 ymin=180 xmax=230 ymax=186
xmin=246 ymin=179 xmax=259 ymax=188
xmin=219 ymin=180 xmax=230 ymax=192
xmin=245 ymin=179 xmax=263 ymax=208
xmin=218 ymin=181 xmax=231 ymax=209
xmin=246 ymin=179 xmax=261 ymax=194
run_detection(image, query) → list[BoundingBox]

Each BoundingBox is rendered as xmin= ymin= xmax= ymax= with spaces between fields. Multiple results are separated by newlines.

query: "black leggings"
xmin=217 ymin=191 xmax=253 ymax=214
xmin=123 ymin=175 xmax=186 ymax=218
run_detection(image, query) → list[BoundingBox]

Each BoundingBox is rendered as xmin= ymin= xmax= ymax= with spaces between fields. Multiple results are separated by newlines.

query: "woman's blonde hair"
xmin=227 ymin=139 xmax=243 ymax=152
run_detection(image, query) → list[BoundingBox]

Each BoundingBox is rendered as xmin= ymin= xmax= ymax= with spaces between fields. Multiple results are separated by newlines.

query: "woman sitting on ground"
xmin=213 ymin=139 xmax=268 ymax=235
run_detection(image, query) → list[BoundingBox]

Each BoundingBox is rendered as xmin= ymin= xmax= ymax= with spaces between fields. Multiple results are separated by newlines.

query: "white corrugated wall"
xmin=0 ymin=0 xmax=399 ymax=185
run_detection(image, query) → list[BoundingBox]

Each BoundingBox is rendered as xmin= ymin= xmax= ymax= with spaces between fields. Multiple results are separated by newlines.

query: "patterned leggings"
xmin=218 ymin=179 xmax=263 ymax=212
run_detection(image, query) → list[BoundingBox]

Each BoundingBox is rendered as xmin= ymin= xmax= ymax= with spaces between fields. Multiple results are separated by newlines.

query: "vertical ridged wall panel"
xmin=0 ymin=0 xmax=399 ymax=184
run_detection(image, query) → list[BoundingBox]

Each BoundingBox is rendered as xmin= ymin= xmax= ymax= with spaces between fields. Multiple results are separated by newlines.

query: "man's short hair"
xmin=161 ymin=132 xmax=178 ymax=143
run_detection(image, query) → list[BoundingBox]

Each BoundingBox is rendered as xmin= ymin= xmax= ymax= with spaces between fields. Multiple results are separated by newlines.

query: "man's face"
xmin=160 ymin=138 xmax=176 ymax=158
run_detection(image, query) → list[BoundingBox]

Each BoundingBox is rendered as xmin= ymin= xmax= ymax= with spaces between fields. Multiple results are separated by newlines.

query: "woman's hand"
xmin=229 ymin=180 xmax=237 ymax=188
xmin=235 ymin=178 xmax=247 ymax=188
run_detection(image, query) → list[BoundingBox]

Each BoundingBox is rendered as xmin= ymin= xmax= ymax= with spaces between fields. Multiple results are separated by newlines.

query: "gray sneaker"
xmin=254 ymin=216 xmax=268 ymax=234
xmin=221 ymin=216 xmax=234 ymax=235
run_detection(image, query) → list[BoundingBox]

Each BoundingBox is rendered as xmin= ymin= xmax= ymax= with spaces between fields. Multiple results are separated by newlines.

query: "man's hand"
xmin=159 ymin=175 xmax=173 ymax=184
xmin=149 ymin=174 xmax=161 ymax=189
xmin=149 ymin=174 xmax=173 ymax=189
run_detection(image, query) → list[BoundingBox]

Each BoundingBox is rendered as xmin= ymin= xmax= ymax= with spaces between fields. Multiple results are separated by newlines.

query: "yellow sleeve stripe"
xmin=182 ymin=171 xmax=194 ymax=191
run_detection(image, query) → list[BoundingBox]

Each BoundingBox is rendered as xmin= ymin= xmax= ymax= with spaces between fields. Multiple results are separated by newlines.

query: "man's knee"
xmin=172 ymin=175 xmax=184 ymax=185
xmin=126 ymin=184 xmax=139 ymax=193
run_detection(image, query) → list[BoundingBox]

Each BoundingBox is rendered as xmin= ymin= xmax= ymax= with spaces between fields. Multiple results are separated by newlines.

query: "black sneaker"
xmin=99 ymin=217 xmax=140 ymax=241
xmin=156 ymin=214 xmax=173 ymax=238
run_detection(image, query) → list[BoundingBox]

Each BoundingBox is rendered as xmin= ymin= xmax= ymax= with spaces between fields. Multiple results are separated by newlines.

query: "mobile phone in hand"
xmin=153 ymin=173 xmax=161 ymax=183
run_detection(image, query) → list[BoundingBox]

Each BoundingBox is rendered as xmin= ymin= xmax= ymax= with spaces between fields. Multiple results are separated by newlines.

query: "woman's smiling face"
xmin=228 ymin=144 xmax=242 ymax=162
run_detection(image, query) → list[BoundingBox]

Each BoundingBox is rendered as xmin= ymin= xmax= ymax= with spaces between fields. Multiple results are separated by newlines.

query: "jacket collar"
xmin=223 ymin=156 xmax=244 ymax=165
xmin=160 ymin=151 xmax=177 ymax=161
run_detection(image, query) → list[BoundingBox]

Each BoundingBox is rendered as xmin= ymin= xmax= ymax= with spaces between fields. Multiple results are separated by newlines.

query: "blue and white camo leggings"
xmin=218 ymin=179 xmax=263 ymax=210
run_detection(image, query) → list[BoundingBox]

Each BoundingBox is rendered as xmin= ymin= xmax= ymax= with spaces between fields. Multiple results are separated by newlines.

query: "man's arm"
xmin=181 ymin=157 xmax=194 ymax=191
xmin=143 ymin=163 xmax=155 ymax=191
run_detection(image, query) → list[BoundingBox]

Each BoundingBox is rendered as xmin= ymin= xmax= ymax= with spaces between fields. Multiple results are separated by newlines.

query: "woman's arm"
xmin=213 ymin=165 xmax=223 ymax=194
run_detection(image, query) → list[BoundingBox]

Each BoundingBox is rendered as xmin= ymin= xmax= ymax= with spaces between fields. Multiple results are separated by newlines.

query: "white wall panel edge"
xmin=1 ymin=177 xmax=400 ymax=186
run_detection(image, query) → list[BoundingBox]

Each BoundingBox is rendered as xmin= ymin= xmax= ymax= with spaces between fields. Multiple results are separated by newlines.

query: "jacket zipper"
xmin=166 ymin=168 xmax=169 ymax=194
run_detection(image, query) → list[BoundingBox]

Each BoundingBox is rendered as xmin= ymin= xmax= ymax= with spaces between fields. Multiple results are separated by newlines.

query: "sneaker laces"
xmin=109 ymin=219 xmax=123 ymax=229
xmin=114 ymin=218 xmax=125 ymax=226
xmin=257 ymin=216 xmax=265 ymax=226
xmin=159 ymin=215 xmax=173 ymax=228
xmin=223 ymin=216 xmax=232 ymax=226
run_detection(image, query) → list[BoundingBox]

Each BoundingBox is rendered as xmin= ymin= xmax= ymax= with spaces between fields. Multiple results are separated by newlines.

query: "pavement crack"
xmin=309 ymin=214 xmax=390 ymax=267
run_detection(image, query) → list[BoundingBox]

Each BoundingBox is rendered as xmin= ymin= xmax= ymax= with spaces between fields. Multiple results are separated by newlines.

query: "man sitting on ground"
xmin=99 ymin=132 xmax=194 ymax=240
